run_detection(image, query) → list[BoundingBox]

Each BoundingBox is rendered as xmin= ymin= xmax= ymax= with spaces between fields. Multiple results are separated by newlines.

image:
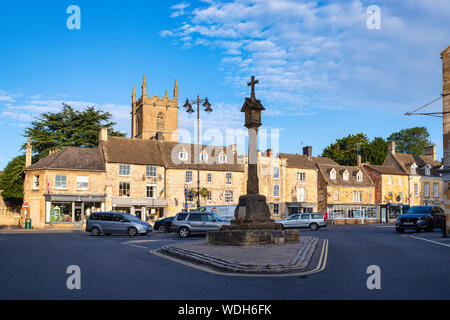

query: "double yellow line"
xmin=150 ymin=239 xmax=329 ymax=278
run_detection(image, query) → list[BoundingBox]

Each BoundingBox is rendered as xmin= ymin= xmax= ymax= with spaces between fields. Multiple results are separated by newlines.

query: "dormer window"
xmin=330 ymin=168 xmax=336 ymax=180
xmin=425 ymin=165 xmax=431 ymax=176
xmin=218 ymin=154 xmax=227 ymax=163
xmin=200 ymin=152 xmax=208 ymax=162
xmin=410 ymin=163 xmax=417 ymax=175
xmin=356 ymin=171 xmax=363 ymax=182
xmin=179 ymin=151 xmax=188 ymax=161
xmin=343 ymin=170 xmax=349 ymax=181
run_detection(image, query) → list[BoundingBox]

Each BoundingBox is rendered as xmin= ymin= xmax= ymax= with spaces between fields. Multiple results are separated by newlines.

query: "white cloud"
xmin=163 ymin=0 xmax=450 ymax=116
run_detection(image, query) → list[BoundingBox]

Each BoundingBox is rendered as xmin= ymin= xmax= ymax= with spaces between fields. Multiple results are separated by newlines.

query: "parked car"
xmin=154 ymin=217 xmax=174 ymax=233
xmin=86 ymin=212 xmax=152 ymax=236
xmin=171 ymin=211 xmax=231 ymax=238
xmin=395 ymin=205 xmax=445 ymax=233
xmin=276 ymin=213 xmax=327 ymax=231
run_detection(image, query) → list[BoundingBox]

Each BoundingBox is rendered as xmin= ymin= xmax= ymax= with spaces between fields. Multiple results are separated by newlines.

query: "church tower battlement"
xmin=131 ymin=76 xmax=179 ymax=142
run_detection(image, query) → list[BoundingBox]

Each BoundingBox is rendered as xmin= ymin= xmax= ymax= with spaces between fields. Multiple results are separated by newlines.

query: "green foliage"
xmin=22 ymin=104 xmax=125 ymax=161
xmin=360 ymin=137 xmax=388 ymax=166
xmin=0 ymin=155 xmax=25 ymax=202
xmin=387 ymin=127 xmax=432 ymax=155
xmin=321 ymin=133 xmax=370 ymax=166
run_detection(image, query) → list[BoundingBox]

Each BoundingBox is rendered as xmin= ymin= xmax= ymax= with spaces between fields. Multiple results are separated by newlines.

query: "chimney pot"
xmin=424 ymin=145 xmax=436 ymax=161
xmin=266 ymin=149 xmax=272 ymax=158
xmin=99 ymin=127 xmax=108 ymax=142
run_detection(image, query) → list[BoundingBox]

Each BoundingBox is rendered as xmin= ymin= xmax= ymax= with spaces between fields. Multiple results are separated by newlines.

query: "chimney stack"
xmin=99 ymin=127 xmax=108 ymax=142
xmin=424 ymin=145 xmax=437 ymax=161
xmin=25 ymin=139 xmax=32 ymax=167
xmin=266 ymin=149 xmax=272 ymax=158
xmin=303 ymin=146 xmax=312 ymax=158
xmin=357 ymin=155 xmax=362 ymax=167
xmin=388 ymin=141 xmax=396 ymax=155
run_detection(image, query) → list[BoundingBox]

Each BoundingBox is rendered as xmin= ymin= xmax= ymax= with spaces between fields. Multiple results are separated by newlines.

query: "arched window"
xmin=156 ymin=113 xmax=164 ymax=131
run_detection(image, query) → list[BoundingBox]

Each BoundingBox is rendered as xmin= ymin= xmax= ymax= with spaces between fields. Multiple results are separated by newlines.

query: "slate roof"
xmin=392 ymin=152 xmax=442 ymax=176
xmin=25 ymin=147 xmax=106 ymax=171
xmin=278 ymin=153 xmax=338 ymax=169
xmin=101 ymin=136 xmax=244 ymax=172
xmin=316 ymin=163 xmax=373 ymax=187
xmin=363 ymin=164 xmax=408 ymax=176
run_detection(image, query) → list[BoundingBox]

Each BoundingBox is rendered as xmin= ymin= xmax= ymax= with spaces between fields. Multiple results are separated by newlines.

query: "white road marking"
xmin=406 ymin=235 xmax=450 ymax=248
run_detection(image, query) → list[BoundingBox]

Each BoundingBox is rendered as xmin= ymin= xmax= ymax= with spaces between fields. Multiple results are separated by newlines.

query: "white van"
xmin=198 ymin=205 xmax=235 ymax=221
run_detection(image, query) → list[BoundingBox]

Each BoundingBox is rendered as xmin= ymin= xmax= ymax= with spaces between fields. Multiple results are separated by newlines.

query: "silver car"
xmin=276 ymin=213 xmax=327 ymax=231
xmin=171 ymin=211 xmax=231 ymax=238
xmin=86 ymin=212 xmax=152 ymax=236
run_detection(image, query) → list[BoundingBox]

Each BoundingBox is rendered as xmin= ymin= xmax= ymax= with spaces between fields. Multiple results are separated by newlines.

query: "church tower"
xmin=131 ymin=76 xmax=179 ymax=142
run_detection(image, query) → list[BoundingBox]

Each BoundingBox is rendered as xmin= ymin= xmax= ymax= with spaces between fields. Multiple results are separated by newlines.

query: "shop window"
xmin=32 ymin=175 xmax=39 ymax=190
xmin=119 ymin=182 xmax=131 ymax=197
xmin=146 ymin=185 xmax=156 ymax=198
xmin=224 ymin=190 xmax=233 ymax=203
xmin=119 ymin=164 xmax=131 ymax=176
xmin=50 ymin=202 xmax=72 ymax=223
xmin=226 ymin=172 xmax=232 ymax=185
xmin=76 ymin=176 xmax=89 ymax=190
xmin=55 ymin=175 xmax=67 ymax=190
xmin=146 ymin=166 xmax=157 ymax=177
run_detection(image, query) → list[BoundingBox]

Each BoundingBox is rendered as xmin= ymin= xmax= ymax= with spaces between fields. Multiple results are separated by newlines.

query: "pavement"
xmin=159 ymin=236 xmax=320 ymax=273
xmin=0 ymin=223 xmax=449 ymax=299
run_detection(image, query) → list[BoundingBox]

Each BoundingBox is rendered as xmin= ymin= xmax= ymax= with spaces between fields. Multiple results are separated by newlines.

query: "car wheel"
xmin=128 ymin=227 xmax=137 ymax=237
xmin=159 ymin=225 xmax=167 ymax=233
xmin=179 ymin=227 xmax=190 ymax=238
xmin=396 ymin=228 xmax=404 ymax=233
xmin=278 ymin=224 xmax=285 ymax=230
xmin=309 ymin=223 xmax=319 ymax=231
xmin=91 ymin=227 xmax=100 ymax=236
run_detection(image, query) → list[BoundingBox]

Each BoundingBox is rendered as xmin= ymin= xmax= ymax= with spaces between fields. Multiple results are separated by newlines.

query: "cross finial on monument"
xmin=247 ymin=76 xmax=259 ymax=99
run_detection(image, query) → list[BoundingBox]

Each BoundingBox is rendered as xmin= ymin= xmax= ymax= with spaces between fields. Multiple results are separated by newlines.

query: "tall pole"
xmin=197 ymin=95 xmax=201 ymax=208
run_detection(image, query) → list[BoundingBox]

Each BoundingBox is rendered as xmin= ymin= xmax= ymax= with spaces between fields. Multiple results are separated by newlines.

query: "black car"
xmin=153 ymin=217 xmax=174 ymax=232
xmin=395 ymin=206 xmax=445 ymax=233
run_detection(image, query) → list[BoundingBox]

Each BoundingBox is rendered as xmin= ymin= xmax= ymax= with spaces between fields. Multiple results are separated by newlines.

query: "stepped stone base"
xmin=207 ymin=229 xmax=299 ymax=246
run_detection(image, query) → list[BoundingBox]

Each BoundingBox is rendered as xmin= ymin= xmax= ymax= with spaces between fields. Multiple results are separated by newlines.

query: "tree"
xmin=22 ymin=104 xmax=125 ymax=161
xmin=321 ymin=133 xmax=369 ymax=166
xmin=387 ymin=127 xmax=432 ymax=155
xmin=360 ymin=137 xmax=387 ymax=165
xmin=0 ymin=155 xmax=25 ymax=204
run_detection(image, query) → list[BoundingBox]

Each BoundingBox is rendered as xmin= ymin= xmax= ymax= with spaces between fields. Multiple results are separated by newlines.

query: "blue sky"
xmin=0 ymin=0 xmax=449 ymax=169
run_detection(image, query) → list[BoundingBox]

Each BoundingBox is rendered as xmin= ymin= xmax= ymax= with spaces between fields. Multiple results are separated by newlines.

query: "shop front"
xmin=285 ymin=202 xmax=316 ymax=216
xmin=111 ymin=198 xmax=167 ymax=222
xmin=45 ymin=194 xmax=106 ymax=225
xmin=328 ymin=204 xmax=377 ymax=224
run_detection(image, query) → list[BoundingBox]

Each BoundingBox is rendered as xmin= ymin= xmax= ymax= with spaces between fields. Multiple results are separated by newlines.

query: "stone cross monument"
xmin=206 ymin=76 xmax=299 ymax=245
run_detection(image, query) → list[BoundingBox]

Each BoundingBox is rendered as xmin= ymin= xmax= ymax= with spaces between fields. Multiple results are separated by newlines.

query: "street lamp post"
xmin=183 ymin=95 xmax=213 ymax=208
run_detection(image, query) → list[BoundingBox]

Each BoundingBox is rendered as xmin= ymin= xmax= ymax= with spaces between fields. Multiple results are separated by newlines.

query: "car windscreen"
xmin=405 ymin=206 xmax=432 ymax=215
xmin=211 ymin=213 xmax=223 ymax=222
